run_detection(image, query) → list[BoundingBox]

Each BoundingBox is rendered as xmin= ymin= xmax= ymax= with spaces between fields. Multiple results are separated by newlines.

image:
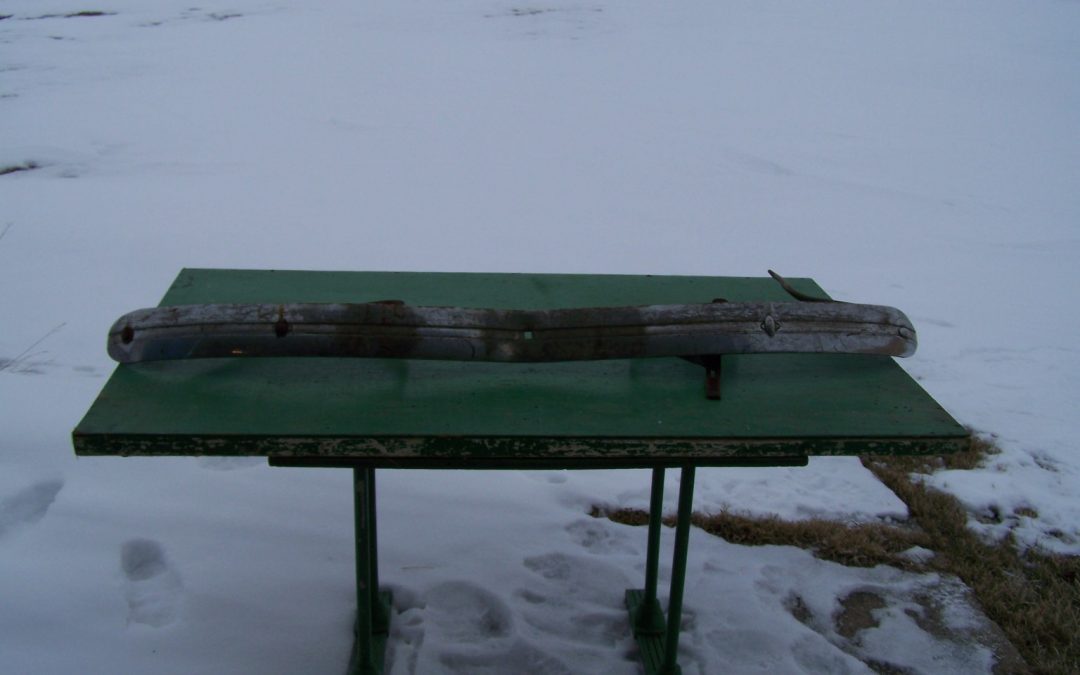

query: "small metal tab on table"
xmin=74 ymin=269 xmax=969 ymax=674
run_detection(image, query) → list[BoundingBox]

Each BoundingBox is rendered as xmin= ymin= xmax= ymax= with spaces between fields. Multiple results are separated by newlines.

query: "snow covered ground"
xmin=1 ymin=1 xmax=1077 ymax=672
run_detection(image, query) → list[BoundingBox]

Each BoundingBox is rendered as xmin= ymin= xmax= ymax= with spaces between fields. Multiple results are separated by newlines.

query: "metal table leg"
xmin=661 ymin=466 xmax=696 ymax=675
xmin=349 ymin=468 xmax=392 ymax=675
xmin=629 ymin=468 xmax=668 ymax=636
xmin=626 ymin=466 xmax=696 ymax=675
xmin=366 ymin=468 xmax=390 ymax=635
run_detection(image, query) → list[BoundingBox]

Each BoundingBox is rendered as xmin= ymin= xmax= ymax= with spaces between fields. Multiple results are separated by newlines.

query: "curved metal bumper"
xmin=107 ymin=300 xmax=917 ymax=364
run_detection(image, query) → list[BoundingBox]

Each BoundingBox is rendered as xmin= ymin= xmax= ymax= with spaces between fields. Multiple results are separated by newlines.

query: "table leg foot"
xmin=347 ymin=590 xmax=393 ymax=675
xmin=626 ymin=589 xmax=681 ymax=675
xmin=627 ymin=588 xmax=666 ymax=635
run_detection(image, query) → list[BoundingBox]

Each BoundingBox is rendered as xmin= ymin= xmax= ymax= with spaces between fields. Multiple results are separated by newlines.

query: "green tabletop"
xmin=73 ymin=269 xmax=968 ymax=467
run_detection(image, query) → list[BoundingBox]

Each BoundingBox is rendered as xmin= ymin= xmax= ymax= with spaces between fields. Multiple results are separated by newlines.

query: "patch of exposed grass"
xmin=589 ymin=505 xmax=650 ymax=526
xmin=864 ymin=447 xmax=1080 ymax=675
xmin=27 ymin=11 xmax=116 ymax=20
xmin=0 ymin=161 xmax=38 ymax=176
xmin=694 ymin=512 xmax=932 ymax=571
xmin=593 ymin=435 xmax=1078 ymax=673
xmin=0 ymin=322 xmax=65 ymax=375
xmin=870 ymin=432 xmax=1000 ymax=475
xmin=511 ymin=8 xmax=552 ymax=17
xmin=591 ymin=504 xmax=931 ymax=571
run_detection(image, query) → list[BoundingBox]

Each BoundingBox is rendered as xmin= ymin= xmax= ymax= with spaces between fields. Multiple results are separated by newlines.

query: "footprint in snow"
xmin=0 ymin=479 xmax=63 ymax=539
xmin=391 ymin=580 xmax=524 ymax=674
xmin=522 ymin=605 xmax=630 ymax=648
xmin=423 ymin=580 xmax=514 ymax=643
xmin=565 ymin=518 xmax=638 ymax=555
xmin=705 ymin=627 xmax=790 ymax=670
xmin=516 ymin=552 xmax=634 ymax=647
xmin=439 ymin=639 xmax=572 ymax=675
xmin=120 ymin=538 xmax=183 ymax=628
xmin=523 ymin=552 xmax=630 ymax=606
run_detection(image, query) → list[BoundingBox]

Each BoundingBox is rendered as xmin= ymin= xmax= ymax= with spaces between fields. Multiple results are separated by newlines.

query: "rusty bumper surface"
xmin=106 ymin=300 xmax=917 ymax=364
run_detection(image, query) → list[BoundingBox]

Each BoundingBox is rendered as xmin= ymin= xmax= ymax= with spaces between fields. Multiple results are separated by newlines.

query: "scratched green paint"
xmin=73 ymin=269 xmax=968 ymax=464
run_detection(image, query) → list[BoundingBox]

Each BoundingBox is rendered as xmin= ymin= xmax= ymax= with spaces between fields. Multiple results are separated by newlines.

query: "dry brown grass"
xmin=864 ymin=443 xmax=1080 ymax=675
xmin=693 ymin=512 xmax=932 ymax=571
xmin=593 ymin=435 xmax=1080 ymax=674
xmin=870 ymin=432 xmax=1000 ymax=475
xmin=592 ymin=504 xmax=931 ymax=571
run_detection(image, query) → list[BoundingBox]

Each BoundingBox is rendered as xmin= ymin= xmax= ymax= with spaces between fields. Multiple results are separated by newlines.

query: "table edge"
xmin=73 ymin=430 xmax=970 ymax=468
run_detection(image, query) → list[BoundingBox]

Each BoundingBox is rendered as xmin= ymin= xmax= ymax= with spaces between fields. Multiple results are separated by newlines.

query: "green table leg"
xmin=366 ymin=468 xmax=390 ymax=635
xmin=626 ymin=466 xmax=696 ymax=675
xmin=661 ymin=466 xmax=695 ymax=675
xmin=350 ymin=468 xmax=391 ymax=675
xmin=631 ymin=468 xmax=667 ymax=635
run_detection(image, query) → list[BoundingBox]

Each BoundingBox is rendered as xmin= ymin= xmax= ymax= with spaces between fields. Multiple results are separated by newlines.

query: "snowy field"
xmin=2 ymin=0 xmax=1078 ymax=673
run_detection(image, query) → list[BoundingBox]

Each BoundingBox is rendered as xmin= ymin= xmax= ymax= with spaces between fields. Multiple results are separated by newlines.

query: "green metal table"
xmin=73 ymin=269 xmax=969 ymax=675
